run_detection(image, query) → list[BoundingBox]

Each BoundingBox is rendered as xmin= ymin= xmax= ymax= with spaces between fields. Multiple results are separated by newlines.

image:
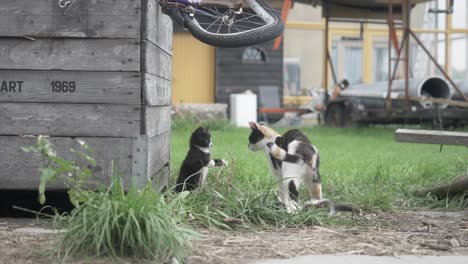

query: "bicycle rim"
xmin=190 ymin=0 xmax=277 ymax=37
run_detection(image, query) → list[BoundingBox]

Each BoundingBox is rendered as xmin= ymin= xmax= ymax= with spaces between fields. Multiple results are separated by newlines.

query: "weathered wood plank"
xmin=395 ymin=129 xmax=468 ymax=146
xmin=0 ymin=39 xmax=140 ymax=71
xmin=0 ymin=0 xmax=141 ymax=39
xmin=148 ymin=131 xmax=170 ymax=177
xmin=0 ymin=70 xmax=140 ymax=104
xmin=141 ymin=40 xmax=171 ymax=79
xmin=143 ymin=106 xmax=172 ymax=137
xmin=0 ymin=136 xmax=133 ymax=190
xmin=0 ymin=103 xmax=140 ymax=137
xmin=142 ymin=0 xmax=173 ymax=54
xmin=142 ymin=73 xmax=171 ymax=106
xmin=150 ymin=164 xmax=170 ymax=192
xmin=131 ymin=133 xmax=170 ymax=188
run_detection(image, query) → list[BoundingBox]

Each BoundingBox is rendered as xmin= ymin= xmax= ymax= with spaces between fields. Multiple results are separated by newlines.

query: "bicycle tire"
xmin=180 ymin=0 xmax=284 ymax=48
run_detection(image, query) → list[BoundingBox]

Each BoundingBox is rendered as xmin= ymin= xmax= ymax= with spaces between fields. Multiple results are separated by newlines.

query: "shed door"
xmin=172 ymin=33 xmax=215 ymax=104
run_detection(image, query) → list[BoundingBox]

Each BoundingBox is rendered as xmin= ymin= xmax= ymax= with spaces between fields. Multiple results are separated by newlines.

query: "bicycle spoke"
xmin=205 ymin=14 xmax=224 ymax=31
xmin=189 ymin=0 xmax=275 ymax=35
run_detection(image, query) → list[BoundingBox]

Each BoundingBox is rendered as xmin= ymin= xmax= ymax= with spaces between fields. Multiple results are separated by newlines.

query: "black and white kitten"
xmin=175 ymin=127 xmax=227 ymax=192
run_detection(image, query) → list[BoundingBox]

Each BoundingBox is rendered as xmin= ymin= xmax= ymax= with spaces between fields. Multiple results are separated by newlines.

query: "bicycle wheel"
xmin=180 ymin=0 xmax=284 ymax=48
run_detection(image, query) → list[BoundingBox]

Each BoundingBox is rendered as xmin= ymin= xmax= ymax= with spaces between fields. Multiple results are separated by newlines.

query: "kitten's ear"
xmin=248 ymin=121 xmax=258 ymax=130
xmin=203 ymin=127 xmax=210 ymax=133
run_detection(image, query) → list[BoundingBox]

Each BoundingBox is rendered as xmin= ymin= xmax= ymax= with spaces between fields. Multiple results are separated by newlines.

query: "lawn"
xmin=171 ymin=121 xmax=468 ymax=228
xmin=7 ymin=121 xmax=468 ymax=263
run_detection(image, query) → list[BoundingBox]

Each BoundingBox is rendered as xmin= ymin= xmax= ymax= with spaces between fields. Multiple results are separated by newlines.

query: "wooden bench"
xmin=395 ymin=129 xmax=468 ymax=197
xmin=395 ymin=129 xmax=468 ymax=146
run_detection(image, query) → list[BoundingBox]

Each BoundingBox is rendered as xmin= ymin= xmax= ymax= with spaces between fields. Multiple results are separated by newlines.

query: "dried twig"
xmin=223 ymin=218 xmax=243 ymax=224
xmin=420 ymin=242 xmax=451 ymax=251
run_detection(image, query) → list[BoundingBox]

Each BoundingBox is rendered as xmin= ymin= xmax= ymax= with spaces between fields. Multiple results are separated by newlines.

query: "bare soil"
xmin=1 ymin=210 xmax=468 ymax=264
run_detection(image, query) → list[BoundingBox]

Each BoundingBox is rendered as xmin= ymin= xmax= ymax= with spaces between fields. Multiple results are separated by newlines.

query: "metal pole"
xmin=403 ymin=0 xmax=410 ymax=101
xmin=324 ymin=15 xmax=329 ymax=92
xmin=328 ymin=50 xmax=338 ymax=85
xmin=386 ymin=0 xmax=393 ymax=109
xmin=391 ymin=32 xmax=408 ymax=82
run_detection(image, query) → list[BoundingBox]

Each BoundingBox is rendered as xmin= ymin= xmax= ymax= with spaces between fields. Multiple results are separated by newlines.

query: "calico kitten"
xmin=248 ymin=121 xmax=358 ymax=214
xmin=175 ymin=127 xmax=227 ymax=192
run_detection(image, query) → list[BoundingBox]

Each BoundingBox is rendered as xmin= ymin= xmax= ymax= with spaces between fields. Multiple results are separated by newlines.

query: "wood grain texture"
xmin=0 ymin=0 xmax=141 ymax=38
xmin=0 ymin=103 xmax=140 ymax=137
xmin=148 ymin=131 xmax=170 ymax=177
xmin=0 ymin=136 xmax=133 ymax=190
xmin=131 ymin=134 xmax=170 ymax=188
xmin=395 ymin=129 xmax=468 ymax=146
xmin=141 ymin=40 xmax=171 ymax=79
xmin=0 ymin=39 xmax=140 ymax=71
xmin=143 ymin=106 xmax=172 ymax=137
xmin=150 ymin=164 xmax=170 ymax=192
xmin=0 ymin=70 xmax=140 ymax=104
xmin=142 ymin=73 xmax=171 ymax=106
xmin=142 ymin=0 xmax=173 ymax=54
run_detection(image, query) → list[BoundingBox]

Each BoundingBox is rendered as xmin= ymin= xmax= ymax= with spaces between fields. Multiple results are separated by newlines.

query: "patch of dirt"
xmin=1 ymin=211 xmax=468 ymax=264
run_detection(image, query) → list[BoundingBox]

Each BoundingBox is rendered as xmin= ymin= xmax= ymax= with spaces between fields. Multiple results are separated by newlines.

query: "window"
xmin=242 ymin=47 xmax=266 ymax=63
xmin=451 ymin=34 xmax=468 ymax=79
xmin=344 ymin=47 xmax=363 ymax=84
xmin=452 ymin=0 xmax=467 ymax=28
xmin=284 ymin=58 xmax=301 ymax=96
xmin=374 ymin=47 xmax=388 ymax=82
xmin=331 ymin=38 xmax=363 ymax=85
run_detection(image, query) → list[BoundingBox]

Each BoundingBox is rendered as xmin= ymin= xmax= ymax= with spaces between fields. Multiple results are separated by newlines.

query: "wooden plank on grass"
xmin=0 ymin=70 xmax=141 ymax=104
xmin=142 ymin=73 xmax=171 ymax=106
xmin=0 ymin=103 xmax=140 ymax=137
xmin=0 ymin=39 xmax=140 ymax=71
xmin=395 ymin=129 xmax=468 ymax=146
xmin=142 ymin=0 xmax=173 ymax=54
xmin=0 ymin=0 xmax=141 ymax=38
xmin=0 ymin=136 xmax=133 ymax=190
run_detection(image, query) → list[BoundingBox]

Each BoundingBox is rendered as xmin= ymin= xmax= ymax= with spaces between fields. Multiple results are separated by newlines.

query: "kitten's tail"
xmin=305 ymin=199 xmax=362 ymax=215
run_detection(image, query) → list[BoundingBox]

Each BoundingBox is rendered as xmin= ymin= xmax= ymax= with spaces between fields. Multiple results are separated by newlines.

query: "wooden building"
xmin=0 ymin=0 xmax=172 ymax=191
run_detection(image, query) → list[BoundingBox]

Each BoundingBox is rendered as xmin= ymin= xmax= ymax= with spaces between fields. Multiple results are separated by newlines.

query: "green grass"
xmin=170 ymin=121 xmax=468 ymax=229
xmin=24 ymin=137 xmax=196 ymax=263
xmin=51 ymin=178 xmax=194 ymax=263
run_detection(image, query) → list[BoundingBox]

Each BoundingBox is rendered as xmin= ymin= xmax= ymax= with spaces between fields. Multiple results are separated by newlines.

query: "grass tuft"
xmin=52 ymin=178 xmax=195 ymax=263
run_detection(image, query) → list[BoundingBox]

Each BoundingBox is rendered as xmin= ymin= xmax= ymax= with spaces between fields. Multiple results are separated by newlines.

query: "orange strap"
xmin=389 ymin=21 xmax=400 ymax=55
xmin=259 ymin=108 xmax=310 ymax=114
xmin=273 ymin=0 xmax=292 ymax=50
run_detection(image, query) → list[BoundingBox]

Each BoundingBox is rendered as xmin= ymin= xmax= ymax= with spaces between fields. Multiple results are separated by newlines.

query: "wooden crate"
xmin=0 ymin=0 xmax=172 ymax=190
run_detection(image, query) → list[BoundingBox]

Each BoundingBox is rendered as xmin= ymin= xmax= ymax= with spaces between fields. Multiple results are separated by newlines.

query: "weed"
xmin=23 ymin=136 xmax=194 ymax=263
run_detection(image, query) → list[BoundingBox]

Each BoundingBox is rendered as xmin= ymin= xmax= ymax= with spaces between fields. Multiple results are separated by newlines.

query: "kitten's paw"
xmin=208 ymin=160 xmax=215 ymax=167
xmin=220 ymin=159 xmax=228 ymax=167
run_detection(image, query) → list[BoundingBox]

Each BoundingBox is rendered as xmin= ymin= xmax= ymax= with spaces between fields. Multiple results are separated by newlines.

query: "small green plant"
xmin=22 ymin=136 xmax=95 ymax=206
xmin=23 ymin=136 xmax=194 ymax=263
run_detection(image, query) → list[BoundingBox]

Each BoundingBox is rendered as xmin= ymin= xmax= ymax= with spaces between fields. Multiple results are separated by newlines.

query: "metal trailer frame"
xmin=321 ymin=0 xmax=468 ymax=114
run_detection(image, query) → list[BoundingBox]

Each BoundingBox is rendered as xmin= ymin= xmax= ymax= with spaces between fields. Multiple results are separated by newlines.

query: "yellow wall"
xmin=172 ymin=33 xmax=215 ymax=104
